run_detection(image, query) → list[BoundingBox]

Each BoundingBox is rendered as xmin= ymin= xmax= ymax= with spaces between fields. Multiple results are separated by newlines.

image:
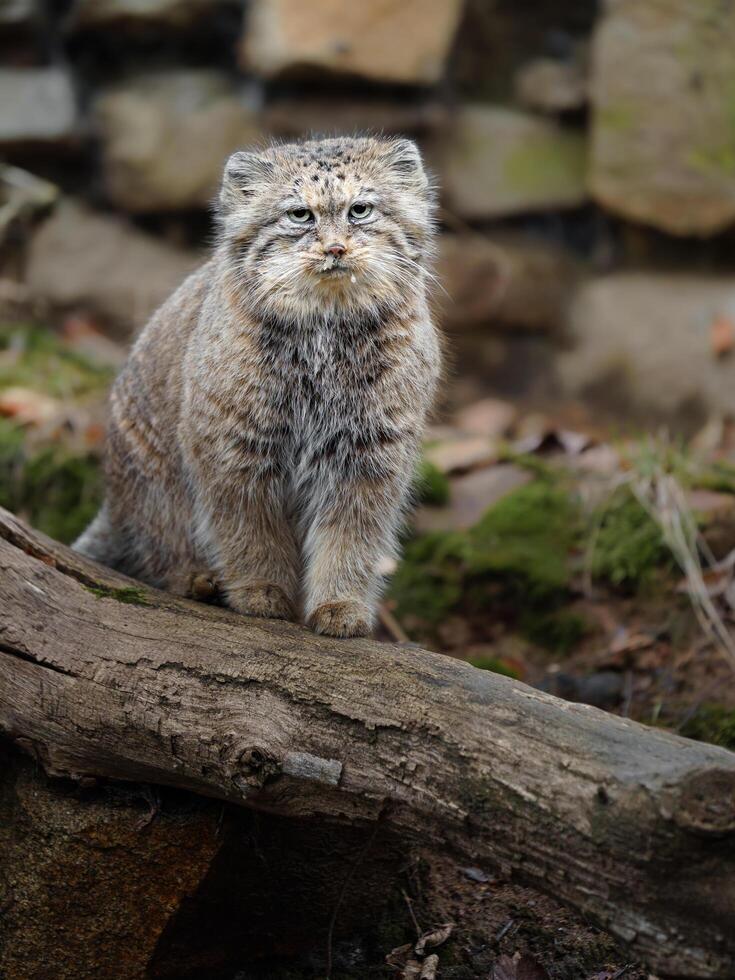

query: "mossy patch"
xmin=0 ymin=323 xmax=114 ymax=399
xmin=519 ymin=609 xmax=589 ymax=655
xmin=415 ymin=458 xmax=451 ymax=507
xmin=390 ymin=479 xmax=582 ymax=642
xmin=391 ymin=468 xmax=677 ymax=649
xmin=0 ymin=324 xmax=109 ymax=543
xmin=588 ymin=487 xmax=670 ymax=591
xmin=505 ymin=130 xmax=586 ymax=202
xmin=84 ymin=584 xmax=150 ymax=606
xmin=679 ymin=704 xmax=735 ymax=751
xmin=0 ymin=417 xmax=102 ymax=544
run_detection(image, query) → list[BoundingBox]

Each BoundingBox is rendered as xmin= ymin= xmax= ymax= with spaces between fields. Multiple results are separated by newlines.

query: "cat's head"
xmin=216 ymin=136 xmax=435 ymax=322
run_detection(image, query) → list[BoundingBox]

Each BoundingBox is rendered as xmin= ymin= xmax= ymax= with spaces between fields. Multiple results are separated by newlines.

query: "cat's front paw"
xmin=307 ymin=599 xmax=372 ymax=638
xmin=228 ymin=581 xmax=295 ymax=621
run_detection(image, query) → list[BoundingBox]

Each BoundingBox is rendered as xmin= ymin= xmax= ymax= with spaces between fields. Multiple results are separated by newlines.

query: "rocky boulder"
xmin=242 ymin=0 xmax=465 ymax=85
xmin=25 ymin=199 xmax=200 ymax=336
xmin=94 ymin=70 xmax=261 ymax=213
xmin=0 ymin=165 xmax=58 ymax=248
xmin=514 ymin=57 xmax=587 ymax=114
xmin=437 ymin=232 xmax=576 ymax=334
xmin=439 ymin=106 xmax=587 ymax=220
xmin=68 ymin=0 xmax=237 ymax=31
xmin=589 ymin=0 xmax=735 ymax=236
xmin=263 ymin=97 xmax=447 ymax=141
xmin=0 ymin=0 xmax=39 ymax=28
xmin=0 ymin=69 xmax=78 ymax=149
xmin=558 ymin=273 xmax=735 ymax=426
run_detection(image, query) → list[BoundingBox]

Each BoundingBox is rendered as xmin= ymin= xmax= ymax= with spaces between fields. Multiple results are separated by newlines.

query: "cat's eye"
xmin=349 ymin=202 xmax=373 ymax=221
xmin=288 ymin=207 xmax=314 ymax=224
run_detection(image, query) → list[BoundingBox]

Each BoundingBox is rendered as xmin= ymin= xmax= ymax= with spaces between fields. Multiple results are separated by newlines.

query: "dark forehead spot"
xmin=311 ymin=173 xmax=319 ymax=182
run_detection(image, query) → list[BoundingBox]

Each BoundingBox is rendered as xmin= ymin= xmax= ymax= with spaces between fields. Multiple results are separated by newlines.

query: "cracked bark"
xmin=0 ymin=506 xmax=734 ymax=978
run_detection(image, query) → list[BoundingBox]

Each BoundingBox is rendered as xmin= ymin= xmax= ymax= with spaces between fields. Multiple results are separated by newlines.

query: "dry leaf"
xmin=414 ymin=922 xmax=454 ymax=956
xmin=493 ymin=952 xmax=550 ymax=980
xmin=461 ymin=865 xmax=490 ymax=883
xmin=424 ymin=436 xmax=497 ymax=476
xmin=420 ymin=954 xmax=439 ymax=979
xmin=710 ymin=314 xmax=735 ymax=357
xmin=385 ymin=943 xmax=413 ymax=969
xmin=0 ymin=386 xmax=62 ymax=426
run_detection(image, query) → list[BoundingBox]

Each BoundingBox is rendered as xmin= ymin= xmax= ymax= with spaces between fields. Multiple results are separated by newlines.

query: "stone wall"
xmin=3 ymin=0 xmax=735 ymax=424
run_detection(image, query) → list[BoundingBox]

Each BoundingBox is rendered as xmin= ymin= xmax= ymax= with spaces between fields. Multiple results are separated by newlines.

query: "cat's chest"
xmin=270 ymin=327 xmax=380 ymax=416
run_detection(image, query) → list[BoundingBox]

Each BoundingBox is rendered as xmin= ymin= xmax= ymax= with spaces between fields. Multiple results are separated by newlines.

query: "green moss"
xmin=504 ymin=131 xmax=586 ymax=201
xmin=415 ymin=458 xmax=451 ymax=507
xmin=696 ymin=460 xmax=735 ymax=494
xmin=0 ymin=323 xmax=114 ymax=399
xmin=597 ymin=102 xmax=637 ymax=133
xmin=0 ymin=418 xmax=102 ymax=544
xmin=468 ymin=655 xmax=520 ymax=679
xmin=390 ymin=479 xmax=580 ymax=630
xmin=389 ymin=530 xmax=468 ymax=624
xmin=679 ymin=705 xmax=735 ymax=751
xmin=85 ymin=585 xmax=149 ymax=606
xmin=468 ymin=480 xmax=577 ymax=600
xmin=589 ymin=487 xmax=670 ymax=591
xmin=519 ymin=609 xmax=588 ymax=655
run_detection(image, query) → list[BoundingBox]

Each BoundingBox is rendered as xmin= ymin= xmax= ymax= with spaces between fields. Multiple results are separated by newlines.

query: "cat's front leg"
xmin=192 ymin=475 xmax=300 ymax=621
xmin=303 ymin=466 xmax=410 ymax=638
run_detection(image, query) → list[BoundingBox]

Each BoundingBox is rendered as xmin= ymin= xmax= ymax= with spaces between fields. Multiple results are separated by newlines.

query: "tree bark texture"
xmin=1 ymin=507 xmax=734 ymax=978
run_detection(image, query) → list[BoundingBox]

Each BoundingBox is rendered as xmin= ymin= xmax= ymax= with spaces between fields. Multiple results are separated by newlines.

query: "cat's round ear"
xmin=219 ymin=150 xmax=274 ymax=211
xmin=384 ymin=138 xmax=429 ymax=192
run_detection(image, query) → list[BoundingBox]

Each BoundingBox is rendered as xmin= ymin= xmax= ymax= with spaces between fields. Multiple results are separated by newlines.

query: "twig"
xmin=402 ymin=888 xmax=423 ymax=939
xmin=379 ymin=604 xmax=410 ymax=644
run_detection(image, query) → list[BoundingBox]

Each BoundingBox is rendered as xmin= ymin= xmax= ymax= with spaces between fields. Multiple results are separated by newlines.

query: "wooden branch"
xmin=1 ymin=506 xmax=734 ymax=979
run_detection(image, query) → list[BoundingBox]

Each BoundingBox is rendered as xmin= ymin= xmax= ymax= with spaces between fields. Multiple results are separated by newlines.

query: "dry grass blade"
xmin=627 ymin=468 xmax=735 ymax=671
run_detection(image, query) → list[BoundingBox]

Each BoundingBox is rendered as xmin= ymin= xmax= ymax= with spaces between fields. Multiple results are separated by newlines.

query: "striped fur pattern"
xmin=75 ymin=136 xmax=441 ymax=636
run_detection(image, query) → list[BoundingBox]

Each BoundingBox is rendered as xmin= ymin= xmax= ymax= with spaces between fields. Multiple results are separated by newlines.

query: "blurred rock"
xmin=242 ymin=0 xmax=465 ymax=85
xmin=0 ymin=0 xmax=38 ymax=28
xmin=514 ymin=57 xmax=587 ymax=113
xmin=68 ymin=0 xmax=237 ymax=31
xmin=95 ymin=71 xmax=261 ymax=213
xmin=0 ymin=164 xmax=58 ymax=247
xmin=415 ymin=464 xmax=531 ymax=533
xmin=451 ymin=0 xmax=598 ymax=103
xmin=558 ymin=274 xmax=735 ymax=423
xmin=437 ymin=233 xmax=575 ymax=333
xmin=589 ymin=0 xmax=735 ymax=236
xmin=263 ymin=98 xmax=447 ymax=140
xmin=454 ymin=398 xmax=517 ymax=438
xmin=440 ymin=106 xmax=587 ymax=220
xmin=25 ymin=199 xmax=200 ymax=336
xmin=538 ymin=670 xmax=623 ymax=708
xmin=0 ymin=69 xmax=78 ymax=149
xmin=425 ymin=435 xmax=498 ymax=476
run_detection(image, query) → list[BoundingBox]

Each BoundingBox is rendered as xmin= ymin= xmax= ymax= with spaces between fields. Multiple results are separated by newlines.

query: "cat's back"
xmin=107 ymin=261 xmax=213 ymax=483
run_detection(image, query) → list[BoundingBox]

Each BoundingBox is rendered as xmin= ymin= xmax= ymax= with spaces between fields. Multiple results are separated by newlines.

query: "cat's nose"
xmin=326 ymin=242 xmax=346 ymax=257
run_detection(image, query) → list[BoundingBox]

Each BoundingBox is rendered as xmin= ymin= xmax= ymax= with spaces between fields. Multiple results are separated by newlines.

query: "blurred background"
xmin=2 ymin=1 xmax=735 ymax=750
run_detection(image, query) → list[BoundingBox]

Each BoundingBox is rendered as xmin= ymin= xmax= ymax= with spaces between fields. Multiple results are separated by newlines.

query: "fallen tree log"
xmin=1 ymin=506 xmax=734 ymax=978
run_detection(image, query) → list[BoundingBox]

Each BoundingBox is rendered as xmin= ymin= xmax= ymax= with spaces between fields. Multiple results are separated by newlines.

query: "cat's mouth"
xmin=318 ymin=254 xmax=351 ymax=278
